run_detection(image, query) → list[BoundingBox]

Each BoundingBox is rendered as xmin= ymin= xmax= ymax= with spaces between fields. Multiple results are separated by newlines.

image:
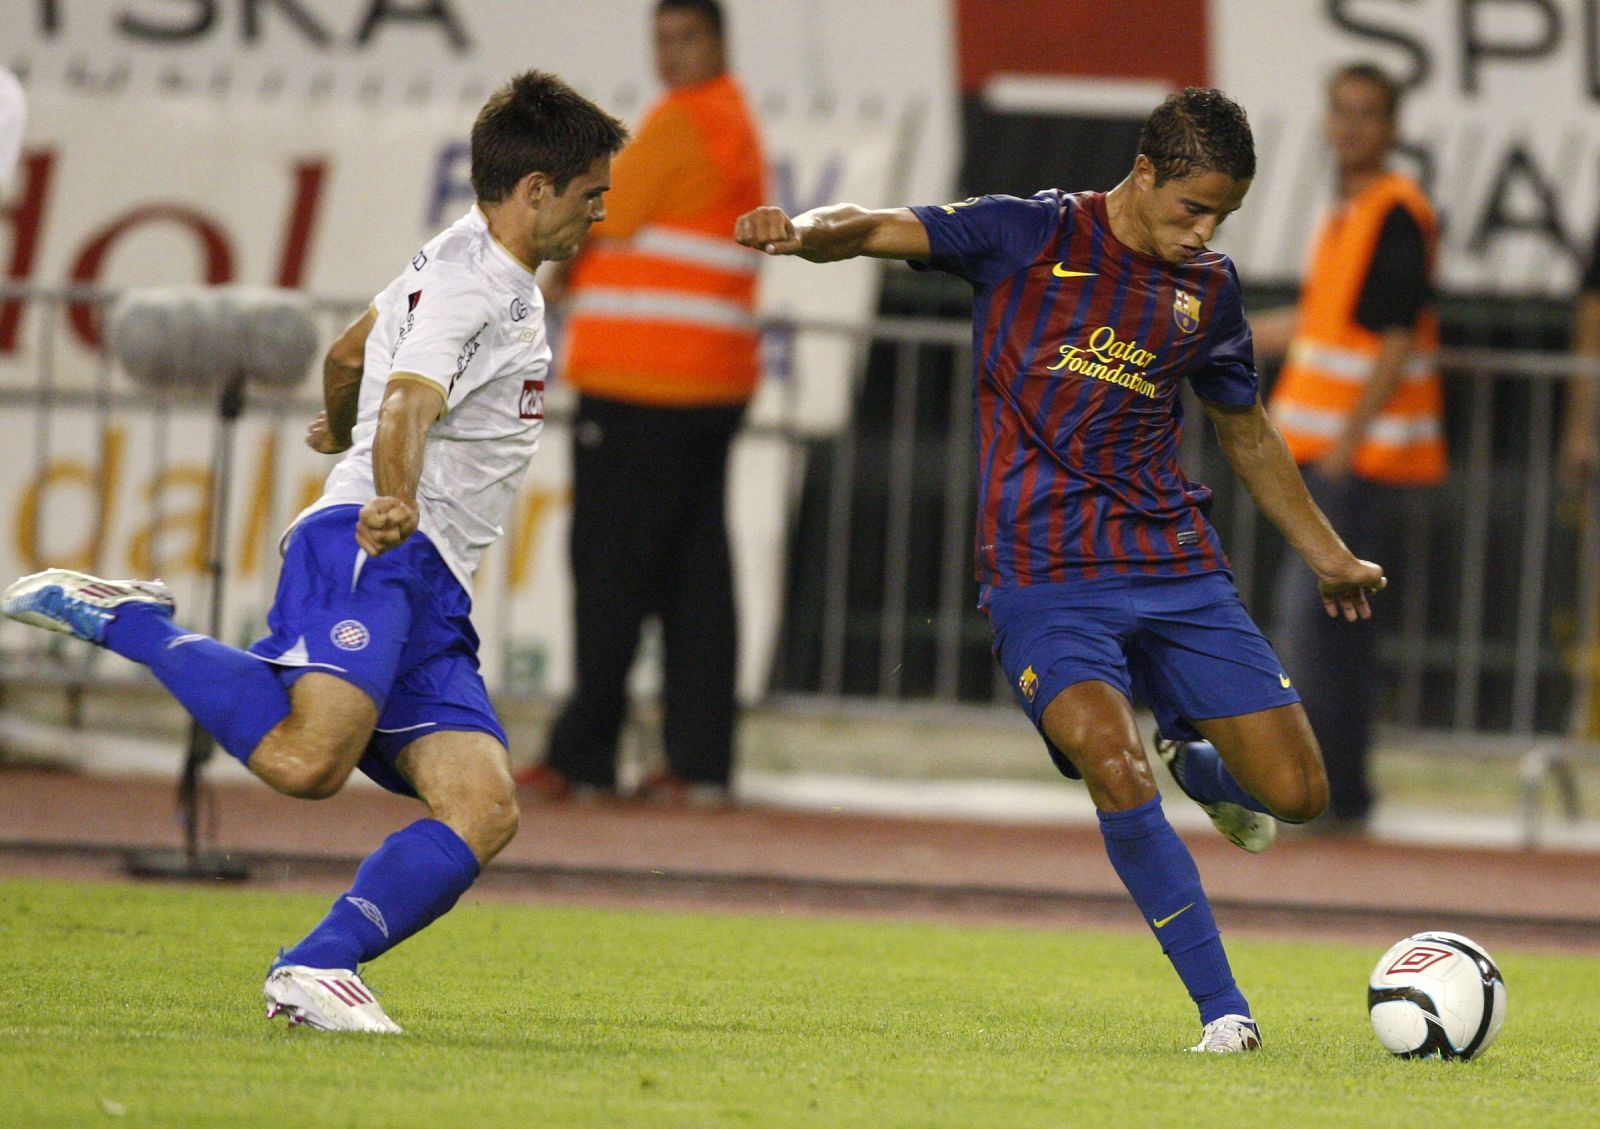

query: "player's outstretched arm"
xmin=360 ymin=375 xmax=444 ymax=556
xmin=734 ymin=204 xmax=930 ymax=263
xmin=1202 ymin=396 xmax=1386 ymax=621
xmin=311 ymin=306 xmax=377 ymax=454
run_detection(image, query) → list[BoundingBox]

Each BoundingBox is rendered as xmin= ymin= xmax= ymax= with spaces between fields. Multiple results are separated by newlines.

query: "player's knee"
xmin=477 ymin=790 xmax=520 ymax=858
xmin=447 ymin=782 xmax=519 ymax=863
xmin=251 ymin=729 xmax=360 ymax=798
xmin=1260 ymin=762 xmax=1328 ymax=824
xmin=251 ymin=703 xmax=369 ymax=799
xmin=1076 ymin=738 xmax=1156 ymax=809
xmin=1275 ymin=772 xmax=1328 ymax=824
xmin=269 ymin=756 xmax=354 ymax=800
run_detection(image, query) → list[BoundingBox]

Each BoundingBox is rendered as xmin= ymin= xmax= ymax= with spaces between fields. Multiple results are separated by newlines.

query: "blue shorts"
xmin=248 ymin=504 xmax=507 ymax=796
xmin=982 ymin=571 xmax=1299 ymax=780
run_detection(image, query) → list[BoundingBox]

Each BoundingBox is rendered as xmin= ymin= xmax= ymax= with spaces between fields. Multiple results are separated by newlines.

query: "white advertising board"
xmin=1212 ymin=0 xmax=1600 ymax=295
xmin=0 ymin=76 xmax=900 ymax=701
xmin=0 ymin=403 xmax=791 ymax=705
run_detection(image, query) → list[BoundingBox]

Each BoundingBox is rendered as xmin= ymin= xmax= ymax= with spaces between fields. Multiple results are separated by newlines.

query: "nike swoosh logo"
xmin=1153 ymin=902 xmax=1195 ymax=929
xmin=1052 ymin=264 xmax=1096 ymax=278
xmin=1279 ymin=673 xmax=1293 ymax=688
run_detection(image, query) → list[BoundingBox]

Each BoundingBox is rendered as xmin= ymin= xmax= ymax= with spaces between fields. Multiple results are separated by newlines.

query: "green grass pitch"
xmin=2 ymin=877 xmax=1597 ymax=1128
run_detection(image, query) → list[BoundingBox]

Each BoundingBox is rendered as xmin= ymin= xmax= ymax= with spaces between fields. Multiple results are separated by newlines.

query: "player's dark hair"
xmin=1330 ymin=62 xmax=1401 ymax=120
xmin=1138 ymin=87 xmax=1256 ymax=186
xmin=657 ymin=0 xmax=724 ymax=36
xmin=471 ymin=70 xmax=628 ymax=202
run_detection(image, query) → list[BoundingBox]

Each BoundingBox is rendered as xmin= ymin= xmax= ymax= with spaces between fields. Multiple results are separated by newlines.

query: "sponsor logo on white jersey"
xmin=395 ymin=289 xmax=422 ymax=348
xmin=519 ymin=379 xmax=545 ymax=421
xmin=448 ymin=321 xmax=488 ymax=394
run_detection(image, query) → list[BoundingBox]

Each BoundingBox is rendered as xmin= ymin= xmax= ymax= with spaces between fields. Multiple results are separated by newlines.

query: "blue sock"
xmin=102 ymin=605 xmax=290 ymax=767
xmin=1170 ymin=739 xmax=1270 ymax=814
xmin=279 ymin=819 xmax=481 ymax=972
xmin=1098 ymin=795 xmax=1250 ymax=1023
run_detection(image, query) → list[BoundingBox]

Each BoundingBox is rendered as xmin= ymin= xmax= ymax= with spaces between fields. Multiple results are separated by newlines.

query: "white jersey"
xmin=295 ymin=207 xmax=550 ymax=591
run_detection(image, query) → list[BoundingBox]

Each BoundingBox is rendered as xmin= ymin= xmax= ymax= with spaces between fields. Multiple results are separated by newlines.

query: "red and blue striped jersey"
xmin=909 ymin=189 xmax=1258 ymax=587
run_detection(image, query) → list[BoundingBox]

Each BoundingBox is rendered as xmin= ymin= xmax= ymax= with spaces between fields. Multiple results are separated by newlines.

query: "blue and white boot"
xmin=1 ymin=568 xmax=174 ymax=644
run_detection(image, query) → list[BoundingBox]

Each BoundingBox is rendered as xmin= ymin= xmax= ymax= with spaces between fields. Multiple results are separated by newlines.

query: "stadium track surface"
xmin=2 ymin=764 xmax=1596 ymax=955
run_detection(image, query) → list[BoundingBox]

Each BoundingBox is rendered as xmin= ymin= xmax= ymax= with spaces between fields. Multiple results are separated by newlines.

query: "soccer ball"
xmin=1367 ymin=931 xmax=1506 ymax=1060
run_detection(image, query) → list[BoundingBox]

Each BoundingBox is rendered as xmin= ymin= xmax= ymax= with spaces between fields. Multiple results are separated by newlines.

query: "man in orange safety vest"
xmin=1253 ymin=63 xmax=1443 ymax=832
xmin=521 ymin=0 xmax=765 ymax=805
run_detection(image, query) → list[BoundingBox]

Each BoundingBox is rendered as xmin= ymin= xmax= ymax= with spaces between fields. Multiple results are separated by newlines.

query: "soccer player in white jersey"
xmin=1 ymin=71 xmax=627 ymax=1033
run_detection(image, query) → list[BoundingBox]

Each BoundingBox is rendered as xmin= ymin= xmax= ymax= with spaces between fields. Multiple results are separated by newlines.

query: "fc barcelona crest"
xmin=1173 ymin=290 xmax=1202 ymax=334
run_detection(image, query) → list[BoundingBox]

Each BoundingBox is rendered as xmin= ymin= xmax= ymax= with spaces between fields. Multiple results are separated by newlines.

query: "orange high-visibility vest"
xmin=562 ymin=73 xmax=765 ymax=407
xmin=1269 ymin=172 xmax=1446 ymax=485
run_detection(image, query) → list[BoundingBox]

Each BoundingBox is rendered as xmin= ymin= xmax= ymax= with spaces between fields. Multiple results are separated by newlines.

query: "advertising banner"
xmin=1213 ymin=0 xmax=1600 ymax=296
xmin=0 ymin=400 xmax=791 ymax=703
xmin=0 ymin=0 xmax=941 ymax=701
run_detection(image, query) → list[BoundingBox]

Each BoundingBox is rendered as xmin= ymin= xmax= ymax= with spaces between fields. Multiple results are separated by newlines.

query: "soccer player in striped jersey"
xmin=735 ymin=87 xmax=1385 ymax=1053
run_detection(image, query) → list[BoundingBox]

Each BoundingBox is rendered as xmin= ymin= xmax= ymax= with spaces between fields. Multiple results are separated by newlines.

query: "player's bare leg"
xmin=266 ymin=730 xmax=515 ymax=1033
xmin=1039 ymin=680 xmax=1157 ymax=811
xmin=1156 ymin=704 xmax=1326 ymax=852
xmin=246 ymin=673 xmax=379 ymax=800
xmin=1 ymin=569 xmax=383 ymax=802
xmin=396 ymin=730 xmax=521 ymax=864
xmin=1041 ymin=680 xmax=1258 ymax=1049
xmin=1193 ymin=703 xmax=1328 ymax=825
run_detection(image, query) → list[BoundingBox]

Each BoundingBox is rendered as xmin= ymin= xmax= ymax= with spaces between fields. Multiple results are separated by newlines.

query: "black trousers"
xmin=1271 ymin=467 xmax=1409 ymax=821
xmin=544 ymin=394 xmax=745 ymax=787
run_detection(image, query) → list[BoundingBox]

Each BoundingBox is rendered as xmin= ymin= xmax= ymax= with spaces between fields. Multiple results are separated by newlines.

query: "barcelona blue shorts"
xmin=982 ymin=571 xmax=1299 ymax=780
xmin=248 ymin=504 xmax=507 ymax=796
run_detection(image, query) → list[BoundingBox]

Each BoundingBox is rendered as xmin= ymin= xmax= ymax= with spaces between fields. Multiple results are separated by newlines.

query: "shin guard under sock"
xmin=1098 ymin=795 xmax=1251 ymax=1022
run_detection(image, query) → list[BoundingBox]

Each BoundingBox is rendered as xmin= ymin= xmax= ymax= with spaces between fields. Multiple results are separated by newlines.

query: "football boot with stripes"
xmin=264 ymin=965 xmax=403 ymax=1034
xmin=1 ymin=568 xmax=173 ymax=644
xmin=1155 ymin=737 xmax=1277 ymax=854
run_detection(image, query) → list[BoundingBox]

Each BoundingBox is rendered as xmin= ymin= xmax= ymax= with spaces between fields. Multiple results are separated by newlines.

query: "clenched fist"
xmin=734 ymin=206 xmax=805 ymax=256
xmin=357 ymin=495 xmax=418 ymax=556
